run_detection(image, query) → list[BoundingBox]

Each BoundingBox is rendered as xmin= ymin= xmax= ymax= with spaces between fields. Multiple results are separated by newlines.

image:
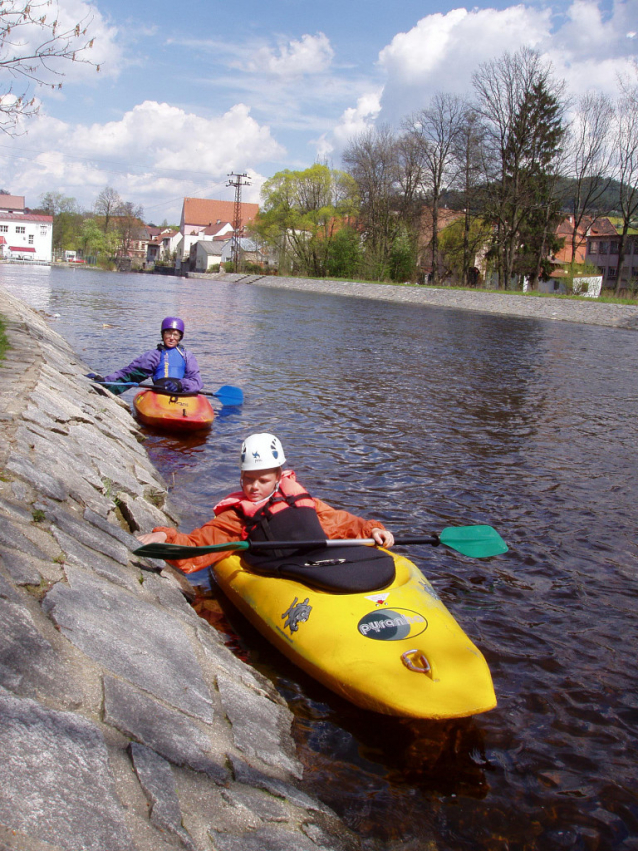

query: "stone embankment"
xmin=201 ymin=272 xmax=638 ymax=330
xmin=0 ymin=285 xmax=358 ymax=851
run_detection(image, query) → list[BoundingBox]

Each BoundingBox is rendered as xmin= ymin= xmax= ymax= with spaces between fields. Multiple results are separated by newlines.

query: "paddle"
xmin=134 ymin=524 xmax=508 ymax=561
xmin=91 ymin=379 xmax=243 ymax=406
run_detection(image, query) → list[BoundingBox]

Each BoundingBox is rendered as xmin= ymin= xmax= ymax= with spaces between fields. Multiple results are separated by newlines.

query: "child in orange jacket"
xmin=137 ymin=433 xmax=394 ymax=574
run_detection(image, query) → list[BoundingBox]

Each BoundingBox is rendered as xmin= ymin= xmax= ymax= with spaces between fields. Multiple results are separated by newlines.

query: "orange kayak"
xmin=133 ymin=389 xmax=214 ymax=432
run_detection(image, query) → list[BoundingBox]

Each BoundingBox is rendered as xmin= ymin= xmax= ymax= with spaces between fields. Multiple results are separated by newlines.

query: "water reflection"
xmin=3 ymin=266 xmax=638 ymax=851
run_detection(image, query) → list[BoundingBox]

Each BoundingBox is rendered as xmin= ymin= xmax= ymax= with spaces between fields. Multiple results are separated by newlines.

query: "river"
xmin=2 ymin=263 xmax=637 ymax=851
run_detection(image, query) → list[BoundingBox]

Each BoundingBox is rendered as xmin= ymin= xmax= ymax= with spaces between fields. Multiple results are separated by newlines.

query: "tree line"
xmin=253 ymin=48 xmax=638 ymax=294
xmin=30 ymin=188 xmax=149 ymax=266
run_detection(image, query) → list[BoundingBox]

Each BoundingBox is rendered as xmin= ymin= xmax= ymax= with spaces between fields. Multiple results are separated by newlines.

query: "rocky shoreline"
xmin=197 ymin=272 xmax=638 ymax=331
xmin=0 ymin=285 xmax=360 ymax=851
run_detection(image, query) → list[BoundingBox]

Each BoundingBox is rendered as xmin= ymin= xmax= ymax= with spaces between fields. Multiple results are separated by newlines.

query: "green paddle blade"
xmin=438 ymin=525 xmax=508 ymax=558
xmin=134 ymin=540 xmax=250 ymax=559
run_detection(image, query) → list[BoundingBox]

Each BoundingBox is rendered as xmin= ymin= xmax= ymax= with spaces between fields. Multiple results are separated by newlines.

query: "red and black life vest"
xmin=213 ymin=470 xmax=325 ymax=543
xmin=214 ymin=470 xmax=395 ymax=594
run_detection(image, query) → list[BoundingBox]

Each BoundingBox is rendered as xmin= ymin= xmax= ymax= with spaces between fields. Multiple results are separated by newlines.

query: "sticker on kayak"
xmin=281 ymin=596 xmax=312 ymax=633
xmin=358 ymin=608 xmax=427 ymax=641
xmin=365 ymin=592 xmax=389 ymax=607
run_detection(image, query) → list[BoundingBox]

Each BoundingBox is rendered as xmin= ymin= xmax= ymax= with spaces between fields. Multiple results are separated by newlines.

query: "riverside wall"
xmin=195 ymin=272 xmax=638 ymax=331
xmin=0 ymin=285 xmax=360 ymax=851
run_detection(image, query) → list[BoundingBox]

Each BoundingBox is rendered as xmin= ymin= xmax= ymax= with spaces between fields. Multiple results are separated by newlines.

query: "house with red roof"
xmin=0 ymin=195 xmax=52 ymax=263
xmin=176 ymin=197 xmax=259 ymax=267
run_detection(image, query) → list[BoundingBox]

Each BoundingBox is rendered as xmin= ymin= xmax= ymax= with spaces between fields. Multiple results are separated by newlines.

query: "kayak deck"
xmin=133 ymin=389 xmax=214 ymax=431
xmin=212 ymin=550 xmax=496 ymax=719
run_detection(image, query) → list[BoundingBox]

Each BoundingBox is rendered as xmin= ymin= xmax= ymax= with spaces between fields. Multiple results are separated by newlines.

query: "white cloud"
xmin=245 ymin=32 xmax=334 ymax=77
xmin=321 ymin=0 xmax=638 ymax=159
xmin=376 ymin=5 xmax=552 ymax=120
xmin=316 ymin=90 xmax=382 ymax=160
xmin=2 ymin=100 xmax=283 ymax=220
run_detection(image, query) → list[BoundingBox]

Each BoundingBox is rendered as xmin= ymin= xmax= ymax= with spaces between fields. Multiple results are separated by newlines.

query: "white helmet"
xmin=240 ymin=433 xmax=286 ymax=471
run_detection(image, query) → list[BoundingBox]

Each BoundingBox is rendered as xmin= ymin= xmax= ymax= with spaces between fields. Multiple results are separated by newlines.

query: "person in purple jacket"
xmin=87 ymin=317 xmax=203 ymax=396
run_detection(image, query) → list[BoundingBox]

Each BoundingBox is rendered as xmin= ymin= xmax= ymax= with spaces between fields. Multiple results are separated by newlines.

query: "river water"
xmin=2 ymin=264 xmax=637 ymax=851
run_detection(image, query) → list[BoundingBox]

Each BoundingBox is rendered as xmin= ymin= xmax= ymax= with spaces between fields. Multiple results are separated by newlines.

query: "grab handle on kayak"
xmin=401 ymin=649 xmax=433 ymax=679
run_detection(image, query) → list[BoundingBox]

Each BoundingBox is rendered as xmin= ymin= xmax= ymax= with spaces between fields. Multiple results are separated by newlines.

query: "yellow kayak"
xmin=212 ymin=549 xmax=496 ymax=719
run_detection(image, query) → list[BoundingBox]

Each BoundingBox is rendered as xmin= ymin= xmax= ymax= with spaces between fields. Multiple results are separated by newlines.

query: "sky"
xmin=1 ymin=0 xmax=636 ymax=224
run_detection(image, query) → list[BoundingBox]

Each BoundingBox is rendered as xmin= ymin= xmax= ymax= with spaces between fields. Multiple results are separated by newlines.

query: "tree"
xmin=79 ymin=216 xmax=118 ymax=265
xmin=114 ymin=200 xmax=144 ymax=257
xmin=324 ymin=226 xmax=362 ymax=279
xmin=405 ymin=92 xmax=464 ymax=284
xmin=94 ymin=186 xmax=121 ymax=234
xmin=253 ymin=164 xmax=359 ymax=278
xmin=612 ymin=83 xmax=638 ymax=294
xmin=342 ymin=126 xmax=402 ymax=280
xmin=0 ymin=0 xmax=98 ymax=133
xmin=562 ymin=91 xmax=615 ymax=262
xmin=452 ymin=106 xmax=487 ymax=286
xmin=35 ymin=191 xmax=83 ymax=254
xmin=472 ymin=48 xmax=566 ymax=288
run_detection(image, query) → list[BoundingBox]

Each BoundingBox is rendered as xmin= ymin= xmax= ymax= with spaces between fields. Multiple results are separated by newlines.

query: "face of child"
xmin=162 ymin=330 xmax=182 ymax=348
xmin=241 ymin=469 xmax=280 ymax=502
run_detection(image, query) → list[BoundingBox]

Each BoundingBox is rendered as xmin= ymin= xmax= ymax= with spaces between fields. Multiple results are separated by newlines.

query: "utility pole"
xmin=227 ymin=172 xmax=251 ymax=273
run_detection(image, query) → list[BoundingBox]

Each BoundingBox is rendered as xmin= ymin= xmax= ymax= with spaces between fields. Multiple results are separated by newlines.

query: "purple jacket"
xmin=103 ymin=346 xmax=203 ymax=392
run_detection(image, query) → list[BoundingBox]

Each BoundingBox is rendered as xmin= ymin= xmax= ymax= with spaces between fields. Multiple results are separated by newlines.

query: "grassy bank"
xmin=0 ymin=314 xmax=9 ymax=360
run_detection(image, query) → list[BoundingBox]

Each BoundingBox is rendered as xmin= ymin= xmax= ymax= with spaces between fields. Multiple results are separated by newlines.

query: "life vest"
xmin=213 ymin=470 xmax=322 ymax=542
xmin=214 ymin=470 xmax=396 ymax=593
xmin=152 ymin=345 xmax=186 ymax=382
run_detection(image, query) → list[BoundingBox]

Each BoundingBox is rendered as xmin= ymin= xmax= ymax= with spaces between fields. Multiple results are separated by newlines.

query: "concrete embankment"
xmin=198 ymin=272 xmax=638 ymax=330
xmin=0 ymin=285 xmax=358 ymax=851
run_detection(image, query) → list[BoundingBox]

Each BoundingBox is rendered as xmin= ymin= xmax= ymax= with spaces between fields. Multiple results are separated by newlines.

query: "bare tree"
xmin=405 ymin=93 xmax=464 ymax=284
xmin=0 ymin=0 xmax=98 ymax=133
xmin=115 ymin=200 xmax=144 ymax=257
xmin=563 ymin=91 xmax=615 ymax=262
xmin=612 ymin=83 xmax=638 ymax=294
xmin=94 ymin=186 xmax=121 ymax=234
xmin=452 ymin=105 xmax=486 ymax=285
xmin=342 ymin=125 xmax=402 ymax=279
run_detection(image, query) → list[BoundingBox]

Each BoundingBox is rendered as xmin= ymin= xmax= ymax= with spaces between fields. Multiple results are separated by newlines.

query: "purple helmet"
xmin=161 ymin=316 xmax=184 ymax=338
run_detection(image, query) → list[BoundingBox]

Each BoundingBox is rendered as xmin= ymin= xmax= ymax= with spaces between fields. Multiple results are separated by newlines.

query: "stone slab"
xmin=5 ymin=454 xmax=68 ymax=502
xmin=51 ymin=508 xmax=130 ymax=565
xmin=0 ymin=516 xmax=50 ymax=560
xmin=0 ymin=545 xmax=43 ymax=585
xmin=0 ymin=599 xmax=82 ymax=705
xmin=104 ymin=677 xmax=226 ymax=783
xmin=43 ymin=566 xmax=214 ymax=722
xmin=217 ymin=673 xmax=302 ymax=778
xmin=129 ymin=743 xmax=198 ymax=851
xmin=229 ymin=756 xmax=332 ymax=816
xmin=50 ymin=526 xmax=140 ymax=593
xmin=0 ymin=693 xmax=134 ymax=851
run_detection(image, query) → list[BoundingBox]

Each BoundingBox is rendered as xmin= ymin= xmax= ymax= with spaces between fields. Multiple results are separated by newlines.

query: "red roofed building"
xmin=177 ymin=197 xmax=259 ymax=265
xmin=0 ymin=201 xmax=53 ymax=263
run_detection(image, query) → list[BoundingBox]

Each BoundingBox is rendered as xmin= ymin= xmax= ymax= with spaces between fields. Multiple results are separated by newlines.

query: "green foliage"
xmin=254 ymin=163 xmax=359 ymax=277
xmin=388 ymin=225 xmax=417 ymax=282
xmin=80 ymin=219 xmax=119 ymax=266
xmin=325 ymin=227 xmax=362 ymax=279
xmin=0 ymin=313 xmax=8 ymax=360
xmin=438 ymin=217 xmax=493 ymax=284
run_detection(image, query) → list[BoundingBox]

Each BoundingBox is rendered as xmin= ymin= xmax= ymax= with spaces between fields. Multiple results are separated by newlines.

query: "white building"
xmin=0 ymin=196 xmax=53 ymax=264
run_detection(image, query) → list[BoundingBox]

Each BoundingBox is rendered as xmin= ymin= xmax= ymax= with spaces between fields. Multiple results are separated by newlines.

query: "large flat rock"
xmin=0 ymin=692 xmax=134 ymax=851
xmin=43 ymin=566 xmax=214 ymax=722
